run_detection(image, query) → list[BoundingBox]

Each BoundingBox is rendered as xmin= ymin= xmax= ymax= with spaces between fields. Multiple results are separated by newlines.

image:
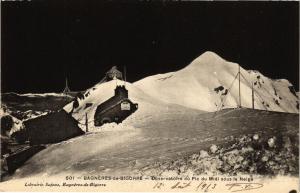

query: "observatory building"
xmin=94 ymin=85 xmax=138 ymax=126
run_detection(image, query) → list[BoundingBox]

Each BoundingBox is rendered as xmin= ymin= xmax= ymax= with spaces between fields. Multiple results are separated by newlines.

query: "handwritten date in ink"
xmin=153 ymin=181 xmax=217 ymax=192
xmin=195 ymin=181 xmax=217 ymax=192
xmin=153 ymin=182 xmax=164 ymax=189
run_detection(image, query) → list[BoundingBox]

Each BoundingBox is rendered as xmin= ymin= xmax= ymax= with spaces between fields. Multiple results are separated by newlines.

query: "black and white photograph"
xmin=0 ymin=1 xmax=299 ymax=192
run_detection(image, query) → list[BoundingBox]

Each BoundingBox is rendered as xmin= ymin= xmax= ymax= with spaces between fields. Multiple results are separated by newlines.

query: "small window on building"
xmin=121 ymin=101 xmax=130 ymax=110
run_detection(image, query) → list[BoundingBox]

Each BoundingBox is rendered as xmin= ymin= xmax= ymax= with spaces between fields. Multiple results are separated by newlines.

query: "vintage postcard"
xmin=0 ymin=1 xmax=299 ymax=192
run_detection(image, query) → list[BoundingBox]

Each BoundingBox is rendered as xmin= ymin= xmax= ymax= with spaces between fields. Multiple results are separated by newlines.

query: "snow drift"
xmin=63 ymin=80 xmax=196 ymax=131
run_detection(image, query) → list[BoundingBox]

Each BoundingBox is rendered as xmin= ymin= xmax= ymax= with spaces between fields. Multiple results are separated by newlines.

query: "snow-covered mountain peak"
xmin=63 ymin=51 xmax=298 ymax=128
xmin=134 ymin=52 xmax=299 ymax=113
xmin=194 ymin=51 xmax=225 ymax=62
xmin=182 ymin=51 xmax=239 ymax=76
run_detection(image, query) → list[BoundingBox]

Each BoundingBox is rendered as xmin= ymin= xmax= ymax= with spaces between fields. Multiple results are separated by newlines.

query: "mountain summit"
xmin=63 ymin=51 xmax=298 ymax=130
xmin=134 ymin=51 xmax=299 ymax=113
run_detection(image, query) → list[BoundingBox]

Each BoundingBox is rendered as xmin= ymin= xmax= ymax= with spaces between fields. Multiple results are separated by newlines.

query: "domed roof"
xmin=106 ymin=66 xmax=123 ymax=80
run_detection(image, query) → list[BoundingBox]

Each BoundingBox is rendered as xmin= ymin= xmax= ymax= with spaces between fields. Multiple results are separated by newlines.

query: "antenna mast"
xmin=252 ymin=82 xmax=255 ymax=109
xmin=238 ymin=65 xmax=241 ymax=108
xmin=124 ymin=65 xmax=126 ymax=87
xmin=63 ymin=77 xmax=71 ymax=94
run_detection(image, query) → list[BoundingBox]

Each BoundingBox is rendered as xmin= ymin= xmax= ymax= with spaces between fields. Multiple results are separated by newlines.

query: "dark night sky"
xmin=1 ymin=1 xmax=299 ymax=93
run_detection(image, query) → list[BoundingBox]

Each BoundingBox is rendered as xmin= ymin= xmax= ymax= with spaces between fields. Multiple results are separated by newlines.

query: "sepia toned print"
xmin=0 ymin=1 xmax=299 ymax=192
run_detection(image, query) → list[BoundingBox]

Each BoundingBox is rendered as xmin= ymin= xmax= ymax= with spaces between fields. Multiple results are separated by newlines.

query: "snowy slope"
xmin=9 ymin=108 xmax=299 ymax=179
xmin=63 ymin=80 xmax=201 ymax=131
xmin=6 ymin=52 xmax=299 ymax=180
xmin=63 ymin=51 xmax=298 ymax=131
xmin=134 ymin=51 xmax=299 ymax=113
